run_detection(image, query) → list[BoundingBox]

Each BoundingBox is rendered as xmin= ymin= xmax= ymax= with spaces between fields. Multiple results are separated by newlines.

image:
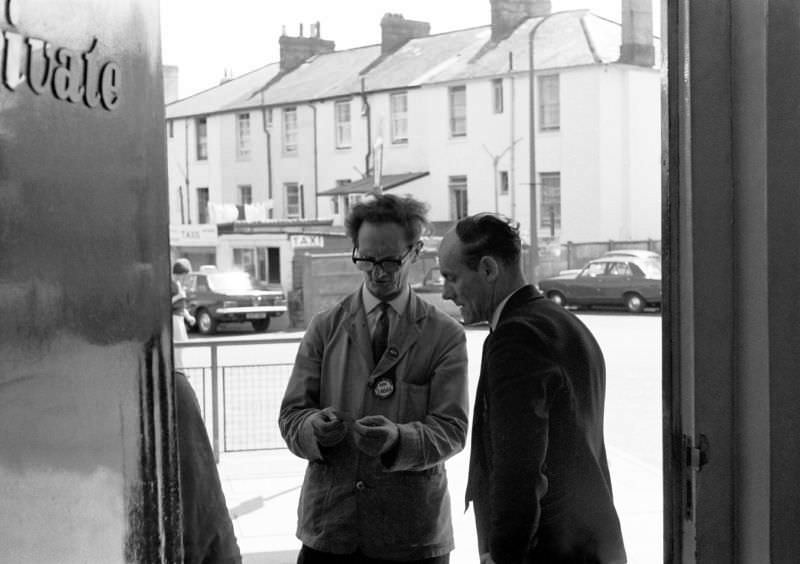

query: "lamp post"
xmin=527 ymin=12 xmax=557 ymax=284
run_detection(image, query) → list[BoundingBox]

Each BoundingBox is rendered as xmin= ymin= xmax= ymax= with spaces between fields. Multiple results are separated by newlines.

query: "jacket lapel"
xmin=343 ymin=290 xmax=375 ymax=369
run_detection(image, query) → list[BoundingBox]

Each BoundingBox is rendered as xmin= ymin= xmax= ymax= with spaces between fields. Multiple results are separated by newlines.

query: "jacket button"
xmin=355 ymin=480 xmax=365 ymax=491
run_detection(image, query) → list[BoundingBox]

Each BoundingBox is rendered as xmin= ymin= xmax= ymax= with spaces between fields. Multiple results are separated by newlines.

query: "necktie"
xmin=372 ymin=302 xmax=390 ymax=364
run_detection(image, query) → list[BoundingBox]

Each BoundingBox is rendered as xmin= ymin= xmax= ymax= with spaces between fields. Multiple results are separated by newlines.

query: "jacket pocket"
xmin=397 ymin=381 xmax=430 ymax=423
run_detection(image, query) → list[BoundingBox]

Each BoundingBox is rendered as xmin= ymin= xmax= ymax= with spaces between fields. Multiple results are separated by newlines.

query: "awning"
xmin=319 ymin=172 xmax=429 ymax=196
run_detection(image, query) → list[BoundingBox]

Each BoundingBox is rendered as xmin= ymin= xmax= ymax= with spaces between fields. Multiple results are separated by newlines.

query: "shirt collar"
xmin=362 ymin=283 xmax=410 ymax=316
xmin=489 ymin=285 xmax=526 ymax=332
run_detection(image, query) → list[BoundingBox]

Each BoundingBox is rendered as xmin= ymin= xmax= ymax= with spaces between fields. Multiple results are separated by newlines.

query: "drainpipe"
xmin=184 ymin=119 xmax=191 ymax=224
xmin=306 ymin=103 xmax=319 ymax=218
xmin=360 ymin=77 xmax=372 ymax=176
xmin=260 ymin=92 xmax=273 ymax=218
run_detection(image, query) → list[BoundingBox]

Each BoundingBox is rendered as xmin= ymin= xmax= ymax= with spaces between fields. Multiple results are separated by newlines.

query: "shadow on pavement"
xmin=242 ymin=550 xmax=297 ymax=564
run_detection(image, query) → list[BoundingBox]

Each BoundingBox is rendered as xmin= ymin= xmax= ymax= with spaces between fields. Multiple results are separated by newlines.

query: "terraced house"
xmin=164 ymin=0 xmax=660 ymax=292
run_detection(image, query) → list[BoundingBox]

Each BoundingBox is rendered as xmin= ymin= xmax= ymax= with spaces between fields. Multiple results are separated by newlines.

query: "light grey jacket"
xmin=279 ymin=288 xmax=468 ymax=560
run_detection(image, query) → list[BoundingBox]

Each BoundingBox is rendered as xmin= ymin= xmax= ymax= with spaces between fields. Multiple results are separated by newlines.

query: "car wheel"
xmin=624 ymin=293 xmax=646 ymax=313
xmin=251 ymin=318 xmax=271 ymax=332
xmin=547 ymin=291 xmax=567 ymax=307
xmin=196 ymin=309 xmax=217 ymax=335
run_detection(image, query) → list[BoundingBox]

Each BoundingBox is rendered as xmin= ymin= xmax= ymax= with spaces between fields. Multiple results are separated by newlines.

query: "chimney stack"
xmin=619 ymin=0 xmax=655 ymax=66
xmin=279 ymin=22 xmax=335 ymax=72
xmin=380 ymin=14 xmax=430 ymax=55
xmin=490 ymin=0 xmax=551 ymax=42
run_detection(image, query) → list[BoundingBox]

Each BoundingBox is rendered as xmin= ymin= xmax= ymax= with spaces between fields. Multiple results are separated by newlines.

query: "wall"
xmin=0 ymin=0 xmax=177 ymax=561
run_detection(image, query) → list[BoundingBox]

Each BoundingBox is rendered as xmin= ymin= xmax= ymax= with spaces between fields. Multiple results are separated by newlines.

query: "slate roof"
xmin=165 ymin=62 xmax=280 ymax=119
xmin=168 ymin=10 xmax=655 ymax=117
xmin=255 ymin=44 xmax=382 ymax=107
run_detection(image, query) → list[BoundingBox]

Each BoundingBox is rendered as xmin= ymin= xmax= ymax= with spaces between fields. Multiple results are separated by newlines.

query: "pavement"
xmin=218 ymin=441 xmax=662 ymax=564
xmin=211 ymin=319 xmax=663 ymax=564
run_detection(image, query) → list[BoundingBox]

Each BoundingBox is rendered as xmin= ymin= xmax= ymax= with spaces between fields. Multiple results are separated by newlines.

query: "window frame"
xmin=538 ymin=74 xmax=560 ymax=131
xmin=539 ymin=171 xmax=561 ymax=233
xmin=334 ymin=100 xmax=352 ymax=149
xmin=238 ymin=184 xmax=252 ymax=206
xmin=448 ymin=85 xmax=467 ymax=138
xmin=282 ymin=107 xmax=298 ymax=154
xmin=196 ymin=187 xmax=209 ymax=224
xmin=390 ymin=92 xmax=409 ymax=144
xmin=195 ymin=117 xmax=208 ymax=160
xmin=285 ymin=182 xmax=302 ymax=218
xmin=448 ymin=175 xmax=468 ymax=219
xmin=236 ymin=113 xmax=251 ymax=160
xmin=492 ymin=78 xmax=504 ymax=114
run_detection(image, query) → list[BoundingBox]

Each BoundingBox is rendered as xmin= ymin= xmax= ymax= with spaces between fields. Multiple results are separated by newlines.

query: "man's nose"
xmin=442 ymin=284 xmax=453 ymax=300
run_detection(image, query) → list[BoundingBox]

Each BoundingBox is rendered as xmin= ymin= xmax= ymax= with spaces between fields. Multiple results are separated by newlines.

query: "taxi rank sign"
xmin=1 ymin=0 xmax=120 ymax=110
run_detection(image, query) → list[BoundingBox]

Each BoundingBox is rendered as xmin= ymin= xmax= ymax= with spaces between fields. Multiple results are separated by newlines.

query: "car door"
xmin=595 ymin=260 xmax=634 ymax=304
xmin=571 ymin=261 xmax=608 ymax=303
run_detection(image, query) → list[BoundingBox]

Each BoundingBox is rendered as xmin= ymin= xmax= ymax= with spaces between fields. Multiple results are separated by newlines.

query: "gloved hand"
xmin=310 ymin=407 xmax=348 ymax=448
xmin=352 ymin=415 xmax=399 ymax=457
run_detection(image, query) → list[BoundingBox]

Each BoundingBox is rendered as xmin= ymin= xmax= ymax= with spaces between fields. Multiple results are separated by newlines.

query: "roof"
xmin=255 ymin=44 xmax=382 ymax=106
xmin=364 ymin=11 xmax=626 ymax=89
xmin=168 ymin=10 xmax=655 ymax=117
xmin=319 ymin=172 xmax=430 ymax=195
xmin=165 ymin=63 xmax=281 ymax=119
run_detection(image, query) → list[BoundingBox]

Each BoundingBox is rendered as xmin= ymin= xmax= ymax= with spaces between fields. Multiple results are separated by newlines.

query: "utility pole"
xmin=528 ymin=12 xmax=558 ymax=284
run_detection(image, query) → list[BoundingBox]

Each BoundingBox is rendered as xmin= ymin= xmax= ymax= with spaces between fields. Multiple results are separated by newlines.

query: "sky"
xmin=160 ymin=0 xmax=631 ymax=99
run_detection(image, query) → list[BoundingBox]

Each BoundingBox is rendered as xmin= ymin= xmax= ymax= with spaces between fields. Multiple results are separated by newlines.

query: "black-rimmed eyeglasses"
xmin=351 ymin=246 xmax=414 ymax=273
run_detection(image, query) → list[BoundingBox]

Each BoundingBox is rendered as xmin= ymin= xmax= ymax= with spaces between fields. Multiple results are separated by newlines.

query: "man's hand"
xmin=352 ymin=415 xmax=399 ymax=457
xmin=310 ymin=407 xmax=348 ymax=448
xmin=479 ymin=552 xmax=496 ymax=564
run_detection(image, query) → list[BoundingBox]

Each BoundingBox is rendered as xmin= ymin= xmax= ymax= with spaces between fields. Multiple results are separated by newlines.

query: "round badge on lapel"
xmin=387 ymin=347 xmax=399 ymax=359
xmin=372 ymin=376 xmax=395 ymax=399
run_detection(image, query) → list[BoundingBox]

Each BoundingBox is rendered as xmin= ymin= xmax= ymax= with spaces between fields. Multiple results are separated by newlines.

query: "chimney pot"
xmin=279 ymin=25 xmax=336 ymax=72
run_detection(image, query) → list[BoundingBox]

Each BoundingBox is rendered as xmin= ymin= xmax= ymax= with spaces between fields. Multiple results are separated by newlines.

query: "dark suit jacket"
xmin=465 ymin=285 xmax=626 ymax=563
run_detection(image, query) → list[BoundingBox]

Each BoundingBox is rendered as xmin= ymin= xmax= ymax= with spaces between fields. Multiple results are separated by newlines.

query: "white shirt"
xmin=362 ymin=283 xmax=410 ymax=338
xmin=489 ymin=285 xmax=527 ymax=332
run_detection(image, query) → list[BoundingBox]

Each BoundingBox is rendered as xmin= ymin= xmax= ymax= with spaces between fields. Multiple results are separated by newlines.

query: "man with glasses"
xmin=439 ymin=213 xmax=627 ymax=564
xmin=280 ymin=194 xmax=469 ymax=564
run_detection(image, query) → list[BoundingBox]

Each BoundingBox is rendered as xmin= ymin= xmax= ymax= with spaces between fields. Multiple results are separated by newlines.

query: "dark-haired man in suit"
xmin=439 ymin=213 xmax=627 ymax=564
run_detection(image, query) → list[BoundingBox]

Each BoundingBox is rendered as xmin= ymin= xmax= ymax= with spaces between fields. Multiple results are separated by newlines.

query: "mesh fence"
xmin=222 ymin=364 xmax=294 ymax=451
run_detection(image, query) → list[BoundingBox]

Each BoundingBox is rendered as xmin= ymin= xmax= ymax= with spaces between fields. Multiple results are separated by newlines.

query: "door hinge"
xmin=684 ymin=433 xmax=709 ymax=521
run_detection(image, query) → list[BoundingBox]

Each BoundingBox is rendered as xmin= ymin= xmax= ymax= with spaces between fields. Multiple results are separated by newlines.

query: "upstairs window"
xmin=539 ymin=74 xmax=560 ymax=131
xmin=449 ymin=86 xmax=466 ymax=137
xmin=195 ymin=117 xmax=207 ymax=160
xmin=236 ymin=113 xmax=251 ymax=160
xmin=334 ymin=100 xmax=352 ymax=149
xmin=390 ymin=92 xmax=408 ymax=144
xmin=492 ymin=79 xmax=504 ymax=114
xmin=283 ymin=107 xmax=298 ymax=153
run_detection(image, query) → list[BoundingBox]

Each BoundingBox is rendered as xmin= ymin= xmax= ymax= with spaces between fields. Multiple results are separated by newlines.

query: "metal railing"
xmin=175 ymin=335 xmax=302 ymax=460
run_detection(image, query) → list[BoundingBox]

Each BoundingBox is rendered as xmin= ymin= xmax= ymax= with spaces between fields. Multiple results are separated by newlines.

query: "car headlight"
xmin=222 ymin=300 xmax=238 ymax=308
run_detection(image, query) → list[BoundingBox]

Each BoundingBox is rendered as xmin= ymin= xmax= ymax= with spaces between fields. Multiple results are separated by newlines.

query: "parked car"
xmin=602 ymin=249 xmax=661 ymax=260
xmin=538 ymin=256 xmax=661 ymax=313
xmin=184 ymin=270 xmax=288 ymax=334
xmin=412 ymin=266 xmax=463 ymax=321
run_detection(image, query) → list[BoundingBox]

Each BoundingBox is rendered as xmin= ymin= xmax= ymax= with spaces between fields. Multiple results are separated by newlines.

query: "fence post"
xmin=210 ymin=342 xmax=220 ymax=462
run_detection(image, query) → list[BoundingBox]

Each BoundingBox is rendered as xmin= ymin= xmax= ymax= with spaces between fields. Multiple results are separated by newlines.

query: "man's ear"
xmin=410 ymin=240 xmax=423 ymax=262
xmin=478 ymin=256 xmax=500 ymax=282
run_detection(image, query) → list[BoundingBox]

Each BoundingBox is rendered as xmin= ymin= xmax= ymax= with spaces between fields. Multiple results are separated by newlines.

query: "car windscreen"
xmin=206 ymin=272 xmax=255 ymax=292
